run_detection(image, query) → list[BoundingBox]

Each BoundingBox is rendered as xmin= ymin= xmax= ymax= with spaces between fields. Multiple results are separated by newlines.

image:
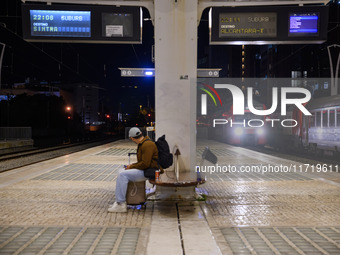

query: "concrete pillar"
xmin=154 ymin=0 xmax=197 ymax=197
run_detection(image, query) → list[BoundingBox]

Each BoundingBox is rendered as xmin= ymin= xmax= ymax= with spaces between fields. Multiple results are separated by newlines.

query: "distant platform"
xmin=0 ymin=139 xmax=33 ymax=152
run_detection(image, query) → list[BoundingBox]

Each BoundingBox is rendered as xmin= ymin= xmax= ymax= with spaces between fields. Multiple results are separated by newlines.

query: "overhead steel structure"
xmin=21 ymin=0 xmax=330 ymax=23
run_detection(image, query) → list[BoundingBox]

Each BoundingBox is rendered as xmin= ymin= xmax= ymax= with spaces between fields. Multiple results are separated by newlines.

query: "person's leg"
xmin=108 ymin=168 xmax=147 ymax=213
xmin=114 ymin=168 xmax=147 ymax=203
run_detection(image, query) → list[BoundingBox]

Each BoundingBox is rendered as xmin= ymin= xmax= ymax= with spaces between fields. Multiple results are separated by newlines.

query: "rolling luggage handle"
xmin=128 ymin=152 xmax=137 ymax=158
xmin=127 ymin=152 xmax=137 ymax=166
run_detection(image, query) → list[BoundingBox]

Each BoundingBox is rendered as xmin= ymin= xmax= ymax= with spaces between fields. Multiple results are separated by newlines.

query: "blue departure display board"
xmin=22 ymin=4 xmax=141 ymax=43
xmin=289 ymin=13 xmax=319 ymax=36
xmin=30 ymin=10 xmax=91 ymax=37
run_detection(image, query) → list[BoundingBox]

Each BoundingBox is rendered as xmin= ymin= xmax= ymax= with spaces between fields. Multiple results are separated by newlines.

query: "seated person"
xmin=108 ymin=127 xmax=158 ymax=213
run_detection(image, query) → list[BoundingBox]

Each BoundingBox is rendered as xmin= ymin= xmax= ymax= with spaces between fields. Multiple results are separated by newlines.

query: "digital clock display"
xmin=30 ymin=10 xmax=91 ymax=37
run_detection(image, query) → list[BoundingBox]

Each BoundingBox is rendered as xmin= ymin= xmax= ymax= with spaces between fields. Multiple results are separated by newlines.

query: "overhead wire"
xmin=131 ymin=44 xmax=141 ymax=66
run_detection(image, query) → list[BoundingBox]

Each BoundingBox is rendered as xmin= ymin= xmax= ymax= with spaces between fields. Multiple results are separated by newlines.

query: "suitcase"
xmin=126 ymin=152 xmax=146 ymax=205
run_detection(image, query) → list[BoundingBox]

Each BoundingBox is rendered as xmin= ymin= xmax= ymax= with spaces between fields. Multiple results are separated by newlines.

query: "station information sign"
xmin=22 ymin=4 xmax=142 ymax=44
xmin=30 ymin=10 xmax=91 ymax=37
xmin=288 ymin=13 xmax=319 ymax=36
xmin=210 ymin=6 xmax=328 ymax=45
xmin=219 ymin=12 xmax=277 ymax=38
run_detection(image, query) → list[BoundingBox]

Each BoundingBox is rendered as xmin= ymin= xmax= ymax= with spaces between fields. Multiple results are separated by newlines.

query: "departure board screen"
xmin=30 ymin=10 xmax=91 ymax=37
xmin=218 ymin=12 xmax=277 ymax=38
xmin=210 ymin=6 xmax=329 ymax=45
xmin=289 ymin=13 xmax=319 ymax=36
xmin=21 ymin=4 xmax=142 ymax=44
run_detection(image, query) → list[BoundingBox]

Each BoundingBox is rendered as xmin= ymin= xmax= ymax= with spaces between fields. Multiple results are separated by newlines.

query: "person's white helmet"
xmin=129 ymin=127 xmax=142 ymax=138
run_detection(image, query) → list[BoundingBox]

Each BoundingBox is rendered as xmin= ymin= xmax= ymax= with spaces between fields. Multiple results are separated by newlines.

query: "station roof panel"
xmin=22 ymin=0 xmax=329 ymax=6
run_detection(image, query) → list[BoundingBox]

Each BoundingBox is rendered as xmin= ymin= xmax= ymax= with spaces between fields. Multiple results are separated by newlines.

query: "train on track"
xmin=268 ymin=94 xmax=340 ymax=156
xmin=208 ymin=100 xmax=267 ymax=146
xmin=205 ymin=93 xmax=340 ymax=156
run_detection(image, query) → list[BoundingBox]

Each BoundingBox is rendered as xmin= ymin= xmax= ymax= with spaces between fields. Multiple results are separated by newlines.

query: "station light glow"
xmin=257 ymin=129 xmax=265 ymax=135
xmin=144 ymin=71 xmax=154 ymax=76
xmin=234 ymin=127 xmax=244 ymax=136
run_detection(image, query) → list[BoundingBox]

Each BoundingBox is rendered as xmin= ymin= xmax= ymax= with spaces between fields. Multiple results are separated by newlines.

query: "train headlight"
xmin=234 ymin=127 xmax=243 ymax=136
xmin=256 ymin=129 xmax=265 ymax=136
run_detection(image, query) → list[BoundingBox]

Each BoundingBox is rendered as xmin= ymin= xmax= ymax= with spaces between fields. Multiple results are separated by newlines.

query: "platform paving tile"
xmin=0 ymin=179 xmax=152 ymax=227
xmin=215 ymin=226 xmax=340 ymax=255
xmin=0 ymin=141 xmax=151 ymax=254
xmin=196 ymin=145 xmax=340 ymax=255
xmin=0 ymin=179 xmax=150 ymax=254
xmin=198 ymin=178 xmax=340 ymax=227
xmin=96 ymin=148 xmax=136 ymax=156
xmin=32 ymin=164 xmax=121 ymax=182
xmin=0 ymin=226 xmax=143 ymax=255
xmin=202 ymin=168 xmax=312 ymax=181
xmin=75 ymin=155 xmax=136 ymax=165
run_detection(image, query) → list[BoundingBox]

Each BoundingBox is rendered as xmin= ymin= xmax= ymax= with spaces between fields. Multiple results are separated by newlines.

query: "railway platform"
xmin=0 ymin=139 xmax=340 ymax=254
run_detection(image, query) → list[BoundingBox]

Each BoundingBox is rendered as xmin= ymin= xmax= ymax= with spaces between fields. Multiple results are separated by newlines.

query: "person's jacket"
xmin=130 ymin=136 xmax=159 ymax=170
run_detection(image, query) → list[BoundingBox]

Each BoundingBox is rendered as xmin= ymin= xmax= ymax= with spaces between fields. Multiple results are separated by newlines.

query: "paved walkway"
xmin=0 ymin=139 xmax=340 ymax=254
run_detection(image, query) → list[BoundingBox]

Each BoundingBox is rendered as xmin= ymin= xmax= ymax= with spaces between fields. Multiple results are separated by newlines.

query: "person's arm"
xmin=130 ymin=142 xmax=156 ymax=170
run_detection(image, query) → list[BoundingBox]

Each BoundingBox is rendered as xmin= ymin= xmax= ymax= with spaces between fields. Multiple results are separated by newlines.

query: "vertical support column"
xmin=154 ymin=0 xmax=197 ymax=172
xmin=327 ymin=44 xmax=340 ymax=96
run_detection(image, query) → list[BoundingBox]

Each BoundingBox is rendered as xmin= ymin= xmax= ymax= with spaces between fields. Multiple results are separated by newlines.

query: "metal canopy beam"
xmin=197 ymin=0 xmax=329 ymax=22
xmin=22 ymin=0 xmax=155 ymax=20
xmin=119 ymin=68 xmax=221 ymax=77
xmin=22 ymin=0 xmax=329 ymax=26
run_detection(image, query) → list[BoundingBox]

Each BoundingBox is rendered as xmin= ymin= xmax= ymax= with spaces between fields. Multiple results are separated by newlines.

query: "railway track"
xmin=0 ymin=136 xmax=123 ymax=173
